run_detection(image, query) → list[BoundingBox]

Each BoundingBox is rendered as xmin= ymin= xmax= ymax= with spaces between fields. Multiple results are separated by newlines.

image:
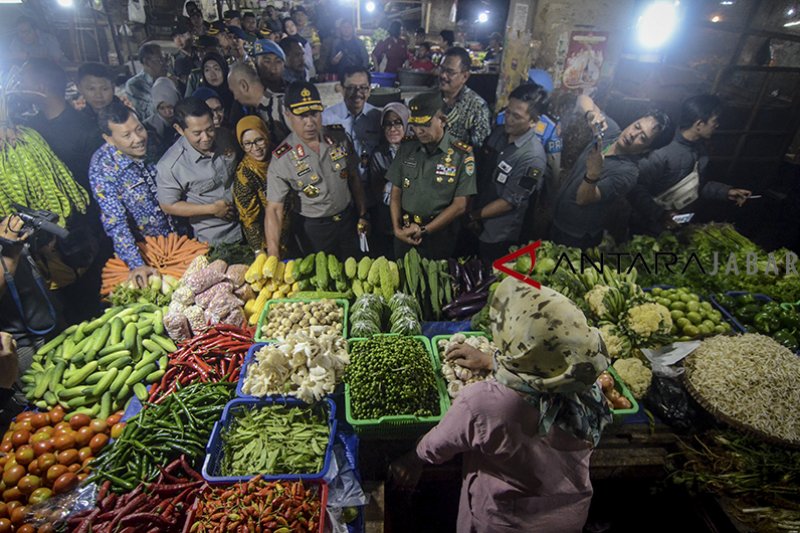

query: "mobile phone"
xmin=591 ymin=121 xmax=604 ymax=148
xmin=672 ymin=213 xmax=694 ymax=224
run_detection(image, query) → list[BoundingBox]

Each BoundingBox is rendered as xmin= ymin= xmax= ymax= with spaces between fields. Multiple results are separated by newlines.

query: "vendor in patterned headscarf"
xmin=390 ymin=278 xmax=612 ymax=533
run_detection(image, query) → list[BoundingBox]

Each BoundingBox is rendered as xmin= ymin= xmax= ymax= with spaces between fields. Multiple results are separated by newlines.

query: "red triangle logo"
xmin=492 ymin=241 xmax=542 ymax=289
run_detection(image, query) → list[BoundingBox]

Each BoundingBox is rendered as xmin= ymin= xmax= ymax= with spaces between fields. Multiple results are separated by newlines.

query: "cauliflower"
xmin=599 ymin=324 xmax=631 ymax=359
xmin=625 ymin=303 xmax=673 ymax=340
xmin=584 ymin=285 xmax=611 ymax=318
xmin=612 ymin=358 xmax=652 ymax=399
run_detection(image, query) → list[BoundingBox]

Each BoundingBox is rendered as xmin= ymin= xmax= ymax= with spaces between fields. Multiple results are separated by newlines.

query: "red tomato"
xmin=2 ymin=466 xmax=25 ymax=488
xmin=35 ymin=454 xmax=55 ymax=473
xmin=88 ymin=434 xmax=108 ymax=454
xmin=56 ymin=450 xmax=78 ymax=467
xmin=52 ymin=473 xmax=77 ymax=494
xmin=0 ymin=518 xmax=11 ymax=532
xmin=14 ymin=447 xmax=33 ymax=467
xmin=74 ymin=427 xmax=93 ymax=448
xmin=68 ymin=415 xmax=91 ymax=432
xmin=10 ymin=431 xmax=30 ymax=448
xmin=31 ymin=440 xmax=53 ymax=458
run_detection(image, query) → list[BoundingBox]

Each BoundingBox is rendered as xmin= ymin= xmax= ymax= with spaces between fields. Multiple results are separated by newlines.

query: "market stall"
xmin=1 ymin=223 xmax=799 ymax=532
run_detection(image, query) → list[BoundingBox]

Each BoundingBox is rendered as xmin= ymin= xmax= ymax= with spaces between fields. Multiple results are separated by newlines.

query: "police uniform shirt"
xmin=476 ymin=126 xmax=546 ymax=243
xmin=266 ymin=128 xmax=357 ymax=218
xmin=386 ymin=130 xmax=477 ymax=220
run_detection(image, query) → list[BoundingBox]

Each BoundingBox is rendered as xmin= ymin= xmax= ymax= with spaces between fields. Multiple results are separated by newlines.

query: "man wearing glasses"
xmin=386 ymin=93 xmax=476 ymax=259
xmin=266 ymin=82 xmax=369 ymax=260
xmin=439 ymin=47 xmax=491 ymax=148
xmin=125 ymin=44 xmax=168 ymax=122
xmin=323 ymin=66 xmax=382 ymax=213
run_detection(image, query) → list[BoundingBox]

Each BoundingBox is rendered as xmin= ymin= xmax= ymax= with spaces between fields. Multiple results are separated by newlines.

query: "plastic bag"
xmin=325 ymin=439 xmax=368 ymax=533
xmin=642 ymin=376 xmax=700 ymax=433
xmin=184 ymin=268 xmax=227 ymax=294
xmin=127 ymin=0 xmax=146 ymax=25
xmin=207 ymin=259 xmax=229 ymax=274
xmin=26 ymin=482 xmax=98 ymax=527
xmin=195 ymin=281 xmax=234 ymax=309
xmin=225 ymin=264 xmax=248 ymax=286
xmin=164 ymin=309 xmax=191 ymax=341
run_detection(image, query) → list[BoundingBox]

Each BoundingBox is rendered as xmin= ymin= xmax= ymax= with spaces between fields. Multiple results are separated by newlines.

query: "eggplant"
xmin=447 ymin=300 xmax=487 ymax=319
xmin=473 ymin=274 xmax=497 ymax=294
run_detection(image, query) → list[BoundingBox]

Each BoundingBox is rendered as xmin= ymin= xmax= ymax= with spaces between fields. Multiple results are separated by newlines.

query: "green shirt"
xmin=386 ymin=131 xmax=477 ymax=220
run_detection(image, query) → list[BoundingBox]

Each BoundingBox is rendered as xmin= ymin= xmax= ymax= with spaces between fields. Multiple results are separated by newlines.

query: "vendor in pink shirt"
xmin=391 ymin=279 xmax=613 ymax=533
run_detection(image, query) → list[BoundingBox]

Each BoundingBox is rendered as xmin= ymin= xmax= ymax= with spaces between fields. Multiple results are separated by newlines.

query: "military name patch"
xmin=465 ymin=155 xmax=475 ymax=177
xmin=403 ymin=158 xmax=417 ymax=168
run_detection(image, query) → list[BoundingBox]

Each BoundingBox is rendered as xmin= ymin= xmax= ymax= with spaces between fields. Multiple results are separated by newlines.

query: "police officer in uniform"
xmin=266 ymin=82 xmax=369 ymax=260
xmin=469 ymin=84 xmax=548 ymax=264
xmin=387 ymin=92 xmax=477 ymax=260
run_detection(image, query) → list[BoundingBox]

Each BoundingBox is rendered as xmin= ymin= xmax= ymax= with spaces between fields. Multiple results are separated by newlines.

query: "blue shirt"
xmin=89 ymin=143 xmax=174 ymax=268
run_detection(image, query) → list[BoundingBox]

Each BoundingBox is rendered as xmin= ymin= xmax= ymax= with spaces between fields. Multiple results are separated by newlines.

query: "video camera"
xmin=0 ymin=204 xmax=69 ymax=250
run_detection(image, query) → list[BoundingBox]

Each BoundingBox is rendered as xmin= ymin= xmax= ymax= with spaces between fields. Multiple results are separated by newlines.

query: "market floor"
xmin=366 ymin=477 xmax=725 ymax=532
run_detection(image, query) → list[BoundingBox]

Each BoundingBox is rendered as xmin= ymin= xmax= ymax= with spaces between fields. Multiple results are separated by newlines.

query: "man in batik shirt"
xmin=89 ymin=101 xmax=174 ymax=288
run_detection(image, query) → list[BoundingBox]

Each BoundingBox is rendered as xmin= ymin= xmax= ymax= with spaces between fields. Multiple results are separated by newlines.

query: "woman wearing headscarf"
xmin=391 ymin=278 xmax=613 ymax=533
xmin=145 ymin=77 xmax=181 ymax=159
xmin=234 ymin=116 xmax=270 ymax=251
xmin=283 ymin=17 xmax=315 ymax=79
xmin=197 ymin=52 xmax=242 ymax=126
xmin=367 ymin=102 xmax=409 ymax=258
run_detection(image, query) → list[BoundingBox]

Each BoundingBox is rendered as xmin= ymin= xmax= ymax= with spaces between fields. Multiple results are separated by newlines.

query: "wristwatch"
xmin=583 ymin=174 xmax=600 ymax=185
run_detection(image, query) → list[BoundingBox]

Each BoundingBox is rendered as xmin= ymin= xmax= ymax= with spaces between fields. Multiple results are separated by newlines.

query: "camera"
xmin=0 ymin=204 xmax=69 ymax=252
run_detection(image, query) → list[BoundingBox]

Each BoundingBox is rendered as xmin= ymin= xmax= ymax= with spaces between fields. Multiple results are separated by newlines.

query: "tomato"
xmin=45 ymin=465 xmax=68 ymax=484
xmin=35 ymin=454 xmax=55 ymax=473
xmin=52 ymin=422 xmax=69 ymax=433
xmin=0 ymin=501 xmax=7 ymax=518
xmin=9 ymin=505 xmax=26 ymax=525
xmin=17 ymin=524 xmax=36 ymax=533
xmin=14 ymin=420 xmax=33 ymax=433
xmin=88 ymin=434 xmax=108 ymax=454
xmin=14 ymin=447 xmax=34 ymax=467
xmin=3 ymin=457 xmax=17 ymax=473
xmin=56 ymin=450 xmax=78 ymax=467
xmin=76 ymin=473 xmax=88 ymax=482
xmin=67 ymin=464 xmax=81 ymax=473
xmin=68 ymin=415 xmax=91 ymax=432
xmin=25 ymin=460 xmax=40 ymax=477
xmin=80 ymin=457 xmax=92 ymax=469
xmin=52 ymin=434 xmax=75 ymax=452
xmin=30 ymin=431 xmax=52 ymax=443
xmin=74 ymin=427 xmax=93 ymax=448
xmin=106 ymin=414 xmax=122 ymax=427
xmin=77 ymin=448 xmax=92 ymax=463
xmin=110 ymin=423 xmax=125 ymax=439
xmin=89 ymin=419 xmax=108 ymax=434
xmin=49 ymin=407 xmax=65 ymax=425
xmin=11 ymin=431 xmax=30 ymax=448
xmin=0 ymin=518 xmax=11 ymax=532
xmin=27 ymin=488 xmax=52 ymax=506
xmin=52 ymin=473 xmax=78 ymax=494
xmin=30 ymin=414 xmax=49 ymax=430
xmin=2 ymin=466 xmax=25 ymax=488
xmin=0 ymin=443 xmax=11 ymax=454
xmin=31 ymin=440 xmax=53 ymax=458
xmin=2 ymin=487 xmax=23 ymax=503
xmin=16 ymin=476 xmax=41 ymax=496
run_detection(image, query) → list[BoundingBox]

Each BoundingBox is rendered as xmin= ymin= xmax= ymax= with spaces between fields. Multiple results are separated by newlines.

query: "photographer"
xmin=0 ymin=215 xmax=62 ymax=376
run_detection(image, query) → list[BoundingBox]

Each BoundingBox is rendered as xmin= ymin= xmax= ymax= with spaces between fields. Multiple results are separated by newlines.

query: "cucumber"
xmin=43 ymin=391 xmax=57 ymax=406
xmin=48 ymin=361 xmax=66 ymax=393
xmin=63 ymin=361 xmax=99 ymax=388
xmin=67 ymin=395 xmax=94 ymax=409
xmin=57 ymin=385 xmax=87 ymax=400
xmin=109 ymin=317 xmax=125 ymax=345
xmin=150 ymin=335 xmax=177 ymax=353
xmin=135 ymin=350 xmax=161 ymax=370
xmin=37 ymin=333 xmax=66 ymax=356
xmin=123 ymin=323 xmax=138 ymax=351
xmin=61 ymin=338 xmax=77 ymax=361
xmin=84 ymin=372 xmax=105 ymax=386
xmin=153 ymin=310 xmax=164 ymax=335
xmin=99 ymin=391 xmax=112 ymax=420
xmin=92 ymin=367 xmax=119 ymax=397
xmin=110 ymin=366 xmax=133 ymax=395
xmin=116 ymin=383 xmax=131 ymax=402
xmin=158 ymin=355 xmax=168 ymax=369
xmin=96 ymin=350 xmax=131 ymax=367
xmin=125 ymin=363 xmax=157 ymax=386
xmin=106 ymin=356 xmax=132 ymax=370
xmin=33 ymin=367 xmax=52 ymax=398
xmin=140 ymin=340 xmax=165 ymax=356
xmin=145 ymin=369 xmax=165 ymax=382
xmin=133 ymin=383 xmax=149 ymax=402
xmin=98 ymin=342 xmax=127 ymax=358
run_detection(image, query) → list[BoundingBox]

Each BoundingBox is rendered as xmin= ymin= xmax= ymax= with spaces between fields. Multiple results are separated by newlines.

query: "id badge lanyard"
xmin=0 ymin=244 xmax=57 ymax=336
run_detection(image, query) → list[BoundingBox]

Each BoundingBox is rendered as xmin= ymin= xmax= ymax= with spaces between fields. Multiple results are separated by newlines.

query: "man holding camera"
xmin=89 ymin=101 xmax=175 ymax=288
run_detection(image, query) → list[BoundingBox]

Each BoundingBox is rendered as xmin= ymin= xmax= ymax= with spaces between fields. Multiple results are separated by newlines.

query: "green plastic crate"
xmin=255 ymin=298 xmax=350 ymax=342
xmin=430 ymin=332 xmax=494 ymax=407
xmin=606 ymin=366 xmax=639 ymax=422
xmin=344 ymin=335 xmax=450 ymax=439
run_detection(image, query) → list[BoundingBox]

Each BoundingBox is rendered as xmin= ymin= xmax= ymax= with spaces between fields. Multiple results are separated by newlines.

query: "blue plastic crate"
xmin=235 ymin=342 xmax=281 ymax=399
xmin=202 ymin=396 xmax=337 ymax=483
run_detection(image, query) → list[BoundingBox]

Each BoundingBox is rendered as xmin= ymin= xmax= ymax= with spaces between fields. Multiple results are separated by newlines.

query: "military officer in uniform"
xmin=387 ymin=92 xmax=477 ymax=259
xmin=469 ymin=83 xmax=548 ymax=264
xmin=265 ymin=82 xmax=369 ymax=260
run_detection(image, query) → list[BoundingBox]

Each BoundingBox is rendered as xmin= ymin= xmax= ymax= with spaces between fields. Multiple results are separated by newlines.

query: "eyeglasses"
xmin=440 ymin=67 xmax=466 ymax=77
xmin=242 ymin=138 xmax=267 ymax=150
xmin=344 ymin=85 xmax=370 ymax=94
xmin=383 ymin=120 xmax=404 ymax=130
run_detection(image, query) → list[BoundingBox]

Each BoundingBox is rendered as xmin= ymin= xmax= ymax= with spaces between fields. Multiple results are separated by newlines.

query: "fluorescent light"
xmin=788 ymin=8 xmax=796 ymax=16
xmin=636 ymin=1 xmax=679 ymax=49
xmin=711 ymin=15 xmax=721 ymax=22
xmin=0 ymin=0 xmax=24 ymax=4
xmin=365 ymin=0 xmax=375 ymax=11
xmin=477 ymin=11 xmax=489 ymax=23
xmin=785 ymin=19 xmax=800 ymax=27
xmin=57 ymin=0 xmax=74 ymax=7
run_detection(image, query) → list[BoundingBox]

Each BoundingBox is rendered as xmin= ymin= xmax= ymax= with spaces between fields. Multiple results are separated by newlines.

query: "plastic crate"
xmin=236 ymin=342 xmax=272 ymax=399
xmin=430 ymin=332 xmax=494 ymax=404
xmin=182 ymin=480 xmax=328 ymax=533
xmin=255 ymin=298 xmax=350 ymax=342
xmin=202 ymin=396 xmax=337 ymax=483
xmin=344 ymin=335 xmax=450 ymax=439
xmin=606 ymin=366 xmax=639 ymax=422
xmin=708 ymin=291 xmax=770 ymax=333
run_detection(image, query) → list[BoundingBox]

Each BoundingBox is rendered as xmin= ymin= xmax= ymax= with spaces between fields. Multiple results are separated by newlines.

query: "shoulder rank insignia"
xmin=273 ymin=143 xmax=291 ymax=158
xmin=326 ymin=124 xmax=345 ymax=131
xmin=452 ymin=140 xmax=472 ymax=153
xmin=464 ymin=154 xmax=475 ymax=177
xmin=401 ymin=134 xmax=416 ymax=143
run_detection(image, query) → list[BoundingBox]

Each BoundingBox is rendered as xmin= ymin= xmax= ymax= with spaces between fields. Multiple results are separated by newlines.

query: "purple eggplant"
xmin=446 ymin=300 xmax=487 ymax=319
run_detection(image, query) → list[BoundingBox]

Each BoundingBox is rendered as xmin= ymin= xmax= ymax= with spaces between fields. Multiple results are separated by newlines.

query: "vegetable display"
xmin=0 ymin=406 xmax=117 ymax=530
xmin=148 ymin=325 xmax=253 ymax=403
xmin=163 ymin=257 xmax=251 ymax=341
xmin=349 ymin=294 xmax=385 ymax=338
xmin=346 ymin=336 xmax=440 ymax=420
xmin=611 ymin=358 xmax=652 ymax=399
xmin=435 ymin=334 xmax=495 ymax=398
xmin=101 ymin=235 xmax=209 ymax=295
xmin=68 ymin=456 xmax=205 ymax=533
xmin=259 ymin=299 xmax=344 ymax=340
xmin=442 ymin=257 xmax=494 ymax=320
xmin=349 ymin=293 xmax=423 ymax=337
xmin=684 ymin=334 xmax=800 ymax=445
xmin=21 ymin=303 xmax=175 ymax=416
xmin=191 ymin=478 xmax=324 ymax=532
xmin=91 ymin=381 xmax=235 ymax=492
xmin=649 ymin=287 xmax=731 ymax=340
xmin=596 ymin=371 xmax=633 ymax=410
xmin=108 ymin=274 xmax=179 ymax=307
xmin=219 ymin=403 xmax=330 ymax=477
xmin=243 ymin=254 xmax=302 ymax=325
xmin=0 ymin=127 xmax=90 ymax=224
xmin=242 ymin=328 xmax=348 ymax=402
xmin=401 ymin=249 xmax=453 ymax=320
xmin=714 ymin=292 xmax=800 ymax=351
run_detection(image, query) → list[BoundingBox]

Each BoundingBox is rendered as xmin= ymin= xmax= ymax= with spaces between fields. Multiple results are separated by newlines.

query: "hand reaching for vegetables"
xmin=127 ymin=265 xmax=158 ymax=289
xmin=389 ymin=451 xmax=424 ymax=491
xmin=446 ymin=344 xmax=493 ymax=370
